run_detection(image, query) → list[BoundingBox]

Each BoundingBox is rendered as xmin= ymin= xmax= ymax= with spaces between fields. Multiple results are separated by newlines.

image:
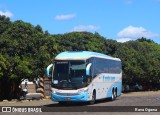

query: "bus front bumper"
xmin=51 ymin=92 xmax=88 ymax=102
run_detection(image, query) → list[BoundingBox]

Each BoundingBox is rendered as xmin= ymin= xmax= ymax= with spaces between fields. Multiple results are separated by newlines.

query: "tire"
xmin=115 ymin=89 xmax=117 ymax=98
xmin=111 ymin=89 xmax=116 ymax=101
xmin=89 ymin=91 xmax=96 ymax=105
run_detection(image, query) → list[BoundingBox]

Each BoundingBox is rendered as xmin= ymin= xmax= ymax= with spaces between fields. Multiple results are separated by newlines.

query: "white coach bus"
xmin=46 ymin=51 xmax=122 ymax=104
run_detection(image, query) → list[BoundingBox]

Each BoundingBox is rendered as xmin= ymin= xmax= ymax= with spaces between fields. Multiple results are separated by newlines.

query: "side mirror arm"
xmin=46 ymin=64 xmax=53 ymax=77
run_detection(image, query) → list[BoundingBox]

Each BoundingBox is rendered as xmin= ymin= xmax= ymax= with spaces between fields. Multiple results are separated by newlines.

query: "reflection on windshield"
xmin=52 ymin=60 xmax=87 ymax=89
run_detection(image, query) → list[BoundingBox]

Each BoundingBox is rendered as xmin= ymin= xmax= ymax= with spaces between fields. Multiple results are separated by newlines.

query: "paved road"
xmin=0 ymin=91 xmax=160 ymax=113
xmin=1 ymin=91 xmax=160 ymax=106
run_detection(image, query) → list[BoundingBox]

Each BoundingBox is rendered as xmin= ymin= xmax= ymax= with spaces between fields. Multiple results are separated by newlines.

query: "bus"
xmin=46 ymin=51 xmax=122 ymax=104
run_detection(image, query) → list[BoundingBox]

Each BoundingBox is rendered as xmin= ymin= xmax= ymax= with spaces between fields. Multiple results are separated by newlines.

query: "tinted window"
xmin=93 ymin=58 xmax=121 ymax=77
xmin=52 ymin=60 xmax=87 ymax=89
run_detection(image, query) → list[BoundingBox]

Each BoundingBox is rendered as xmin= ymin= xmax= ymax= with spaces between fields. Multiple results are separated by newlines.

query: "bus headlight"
xmin=78 ymin=88 xmax=88 ymax=94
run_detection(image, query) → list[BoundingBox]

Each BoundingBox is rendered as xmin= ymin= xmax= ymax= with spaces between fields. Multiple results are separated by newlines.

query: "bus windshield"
xmin=52 ymin=60 xmax=87 ymax=89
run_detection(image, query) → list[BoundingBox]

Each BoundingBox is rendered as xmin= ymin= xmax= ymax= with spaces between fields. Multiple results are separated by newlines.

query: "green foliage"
xmin=115 ymin=39 xmax=160 ymax=84
xmin=49 ymin=32 xmax=107 ymax=56
xmin=0 ymin=54 xmax=7 ymax=78
xmin=0 ymin=16 xmax=11 ymax=34
xmin=136 ymin=37 xmax=155 ymax=43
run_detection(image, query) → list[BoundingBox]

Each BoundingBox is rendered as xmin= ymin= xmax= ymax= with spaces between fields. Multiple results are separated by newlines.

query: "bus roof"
xmin=55 ymin=51 xmax=120 ymax=61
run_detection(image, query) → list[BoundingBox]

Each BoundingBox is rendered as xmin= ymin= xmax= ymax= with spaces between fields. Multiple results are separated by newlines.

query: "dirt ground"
xmin=122 ymin=90 xmax=160 ymax=96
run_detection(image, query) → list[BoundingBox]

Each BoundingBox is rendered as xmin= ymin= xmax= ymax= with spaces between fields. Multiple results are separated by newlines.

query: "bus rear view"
xmin=46 ymin=51 xmax=122 ymax=104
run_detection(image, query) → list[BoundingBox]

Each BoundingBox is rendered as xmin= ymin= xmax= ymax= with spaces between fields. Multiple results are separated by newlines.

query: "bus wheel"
xmin=115 ymin=88 xmax=117 ymax=98
xmin=89 ymin=91 xmax=96 ymax=105
xmin=111 ymin=89 xmax=116 ymax=101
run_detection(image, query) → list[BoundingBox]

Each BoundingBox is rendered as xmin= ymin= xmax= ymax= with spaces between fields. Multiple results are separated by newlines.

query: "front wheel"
xmin=89 ymin=91 xmax=96 ymax=105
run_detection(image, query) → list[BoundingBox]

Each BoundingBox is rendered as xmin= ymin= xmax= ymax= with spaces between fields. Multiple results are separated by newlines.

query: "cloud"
xmin=55 ymin=14 xmax=76 ymax=20
xmin=117 ymin=38 xmax=132 ymax=43
xmin=72 ymin=25 xmax=100 ymax=32
xmin=117 ymin=26 xmax=159 ymax=39
xmin=0 ymin=10 xmax=13 ymax=18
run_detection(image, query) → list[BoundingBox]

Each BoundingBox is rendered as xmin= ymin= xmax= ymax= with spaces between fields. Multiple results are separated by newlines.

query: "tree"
xmin=136 ymin=37 xmax=155 ymax=43
xmin=117 ymin=40 xmax=160 ymax=86
xmin=0 ymin=18 xmax=47 ymax=99
xmin=104 ymin=39 xmax=121 ymax=55
xmin=0 ymin=54 xmax=7 ymax=78
xmin=0 ymin=15 xmax=11 ymax=34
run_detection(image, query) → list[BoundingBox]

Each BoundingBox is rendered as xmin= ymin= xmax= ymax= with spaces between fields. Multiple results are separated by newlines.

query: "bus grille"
xmin=55 ymin=92 xmax=79 ymax=96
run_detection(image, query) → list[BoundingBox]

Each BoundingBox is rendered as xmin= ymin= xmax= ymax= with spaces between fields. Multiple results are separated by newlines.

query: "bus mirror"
xmin=46 ymin=64 xmax=53 ymax=77
xmin=86 ymin=63 xmax=92 ymax=76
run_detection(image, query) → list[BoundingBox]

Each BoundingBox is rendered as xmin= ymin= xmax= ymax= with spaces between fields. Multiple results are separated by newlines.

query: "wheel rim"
xmin=112 ymin=90 xmax=115 ymax=100
xmin=114 ymin=90 xmax=117 ymax=98
xmin=112 ymin=92 xmax=114 ymax=100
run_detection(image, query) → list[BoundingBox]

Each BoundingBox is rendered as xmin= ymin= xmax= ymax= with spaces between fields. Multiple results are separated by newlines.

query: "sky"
xmin=0 ymin=0 xmax=160 ymax=44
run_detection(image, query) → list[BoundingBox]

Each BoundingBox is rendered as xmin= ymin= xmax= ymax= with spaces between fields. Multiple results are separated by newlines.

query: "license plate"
xmin=64 ymin=98 xmax=71 ymax=101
